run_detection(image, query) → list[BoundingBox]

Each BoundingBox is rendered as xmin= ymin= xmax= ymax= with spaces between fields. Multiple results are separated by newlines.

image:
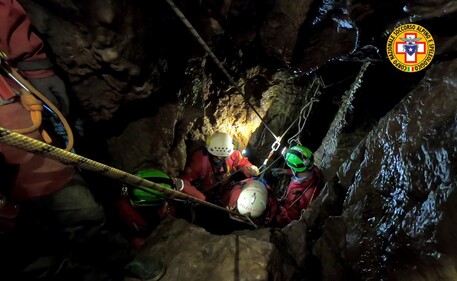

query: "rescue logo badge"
xmin=386 ymin=24 xmax=435 ymax=72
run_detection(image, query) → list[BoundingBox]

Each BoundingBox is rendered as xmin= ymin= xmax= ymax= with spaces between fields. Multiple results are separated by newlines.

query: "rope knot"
xmin=20 ymin=92 xmax=43 ymax=112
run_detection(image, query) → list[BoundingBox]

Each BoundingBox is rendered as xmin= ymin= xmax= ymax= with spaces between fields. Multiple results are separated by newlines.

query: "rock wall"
xmin=15 ymin=0 xmax=457 ymax=280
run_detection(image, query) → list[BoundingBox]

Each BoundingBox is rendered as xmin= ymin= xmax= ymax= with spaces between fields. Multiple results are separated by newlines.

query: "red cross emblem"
xmin=395 ymin=33 xmax=426 ymax=63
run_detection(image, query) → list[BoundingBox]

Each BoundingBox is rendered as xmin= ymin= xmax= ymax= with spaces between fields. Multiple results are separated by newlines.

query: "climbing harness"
xmin=0 ymin=126 xmax=259 ymax=227
xmin=0 ymin=52 xmax=74 ymax=151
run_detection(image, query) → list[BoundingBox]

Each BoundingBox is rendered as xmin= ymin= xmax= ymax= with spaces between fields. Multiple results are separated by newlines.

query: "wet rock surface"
xmin=16 ymin=0 xmax=457 ymax=280
xmin=126 ymin=217 xmax=296 ymax=281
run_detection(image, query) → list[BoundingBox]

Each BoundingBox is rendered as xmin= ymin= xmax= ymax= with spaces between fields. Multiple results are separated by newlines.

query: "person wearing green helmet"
xmin=270 ymin=145 xmax=323 ymax=227
xmin=115 ymin=168 xmax=205 ymax=249
xmin=128 ymin=169 xmax=176 ymax=207
xmin=284 ymin=146 xmax=314 ymax=173
xmin=0 ymin=2 xmax=166 ymax=280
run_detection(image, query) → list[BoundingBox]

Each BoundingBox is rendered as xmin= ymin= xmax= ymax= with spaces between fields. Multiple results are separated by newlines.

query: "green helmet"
xmin=128 ymin=169 xmax=173 ymax=207
xmin=284 ymin=146 xmax=314 ymax=173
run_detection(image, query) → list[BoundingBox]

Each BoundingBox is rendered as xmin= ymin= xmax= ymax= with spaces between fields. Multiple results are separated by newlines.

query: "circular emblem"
xmin=386 ymin=24 xmax=435 ymax=72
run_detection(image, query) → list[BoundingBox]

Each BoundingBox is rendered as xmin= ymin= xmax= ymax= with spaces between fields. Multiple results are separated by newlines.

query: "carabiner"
xmin=271 ymin=139 xmax=281 ymax=152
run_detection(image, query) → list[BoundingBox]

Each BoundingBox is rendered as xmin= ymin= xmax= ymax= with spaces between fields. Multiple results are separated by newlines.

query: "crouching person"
xmin=180 ymin=132 xmax=259 ymax=204
xmin=116 ymin=168 xmax=205 ymax=249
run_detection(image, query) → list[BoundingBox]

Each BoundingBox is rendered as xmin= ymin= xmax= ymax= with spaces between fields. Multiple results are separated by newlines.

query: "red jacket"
xmin=276 ymin=166 xmax=322 ymax=227
xmin=0 ymin=0 xmax=75 ymax=201
xmin=180 ymin=148 xmax=253 ymax=192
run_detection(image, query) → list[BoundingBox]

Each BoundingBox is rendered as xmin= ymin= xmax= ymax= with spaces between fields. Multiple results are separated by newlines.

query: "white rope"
xmin=287 ymin=77 xmax=323 ymax=146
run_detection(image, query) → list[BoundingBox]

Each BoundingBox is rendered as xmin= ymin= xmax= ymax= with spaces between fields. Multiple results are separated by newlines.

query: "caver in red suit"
xmin=180 ymin=132 xmax=259 ymax=203
xmin=0 ymin=1 xmax=165 ymax=280
xmin=115 ymin=168 xmax=205 ymax=250
xmin=0 ymin=0 xmax=74 ymax=201
xmin=273 ymin=166 xmax=322 ymax=227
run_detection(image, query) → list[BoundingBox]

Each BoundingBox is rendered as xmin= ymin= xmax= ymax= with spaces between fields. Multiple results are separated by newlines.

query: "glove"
xmin=241 ymin=165 xmax=260 ymax=177
xmin=18 ymin=58 xmax=70 ymax=116
xmin=249 ymin=165 xmax=260 ymax=176
xmin=27 ymin=75 xmax=70 ymax=117
xmin=271 ymin=168 xmax=285 ymax=177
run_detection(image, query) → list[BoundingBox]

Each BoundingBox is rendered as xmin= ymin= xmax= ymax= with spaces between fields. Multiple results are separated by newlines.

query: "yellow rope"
xmin=0 ymin=51 xmax=74 ymax=151
xmin=0 ymin=126 xmax=245 ymax=216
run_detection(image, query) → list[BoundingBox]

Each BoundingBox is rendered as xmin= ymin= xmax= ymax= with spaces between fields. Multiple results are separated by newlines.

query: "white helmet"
xmin=237 ymin=180 xmax=268 ymax=218
xmin=206 ymin=132 xmax=234 ymax=157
